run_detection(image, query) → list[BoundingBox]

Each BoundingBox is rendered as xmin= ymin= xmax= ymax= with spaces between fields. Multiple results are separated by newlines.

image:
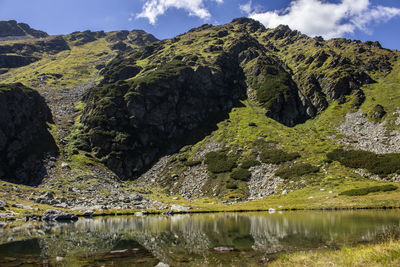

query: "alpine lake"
xmin=1 ymin=210 xmax=400 ymax=266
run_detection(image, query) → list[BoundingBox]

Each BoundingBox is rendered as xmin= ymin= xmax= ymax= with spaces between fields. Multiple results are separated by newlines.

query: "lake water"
xmin=0 ymin=210 xmax=400 ymax=266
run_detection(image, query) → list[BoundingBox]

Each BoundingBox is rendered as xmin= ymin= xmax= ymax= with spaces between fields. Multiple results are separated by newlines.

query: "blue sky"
xmin=0 ymin=0 xmax=399 ymax=49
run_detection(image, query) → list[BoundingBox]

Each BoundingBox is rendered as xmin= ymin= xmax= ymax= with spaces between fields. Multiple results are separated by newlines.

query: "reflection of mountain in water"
xmin=0 ymin=211 xmax=400 ymax=266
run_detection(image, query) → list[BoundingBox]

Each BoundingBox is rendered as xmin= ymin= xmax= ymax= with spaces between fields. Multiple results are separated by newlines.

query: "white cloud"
xmin=137 ymin=0 xmax=223 ymax=25
xmin=249 ymin=0 xmax=400 ymax=39
xmin=240 ymin=0 xmax=252 ymax=14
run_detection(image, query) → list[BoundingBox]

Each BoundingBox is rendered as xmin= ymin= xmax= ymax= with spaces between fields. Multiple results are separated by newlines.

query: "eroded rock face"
xmin=82 ymin=60 xmax=247 ymax=178
xmin=0 ymin=20 xmax=48 ymax=39
xmin=0 ymin=83 xmax=58 ymax=185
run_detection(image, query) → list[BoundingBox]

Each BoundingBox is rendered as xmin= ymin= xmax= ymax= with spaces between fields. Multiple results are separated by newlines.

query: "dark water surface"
xmin=1 ymin=210 xmax=400 ymax=266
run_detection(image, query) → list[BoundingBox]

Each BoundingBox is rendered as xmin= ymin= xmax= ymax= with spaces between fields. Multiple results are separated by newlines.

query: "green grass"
xmin=1 ymin=38 xmax=114 ymax=88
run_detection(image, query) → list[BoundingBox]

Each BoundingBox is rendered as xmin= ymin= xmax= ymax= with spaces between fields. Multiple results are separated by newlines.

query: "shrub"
xmin=275 ymin=163 xmax=319 ymax=180
xmin=226 ymin=182 xmax=238 ymax=189
xmin=368 ymin=104 xmax=386 ymax=122
xmin=340 ymin=185 xmax=398 ymax=196
xmin=240 ymin=158 xmax=261 ymax=169
xmin=260 ymin=148 xmax=300 ymax=164
xmin=184 ymin=159 xmax=202 ymax=167
xmin=327 ymin=149 xmax=400 ymax=176
xmin=231 ymin=168 xmax=252 ymax=181
xmin=204 ymin=151 xmax=237 ymax=173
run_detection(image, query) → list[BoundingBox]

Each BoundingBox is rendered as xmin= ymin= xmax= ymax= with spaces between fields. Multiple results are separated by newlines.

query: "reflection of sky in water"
xmin=1 ymin=210 xmax=400 ymax=265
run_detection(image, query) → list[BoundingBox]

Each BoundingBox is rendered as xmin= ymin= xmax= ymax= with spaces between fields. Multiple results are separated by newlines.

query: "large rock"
xmin=0 ymin=199 xmax=8 ymax=210
xmin=42 ymin=209 xmax=78 ymax=221
xmin=0 ymin=83 xmax=58 ymax=185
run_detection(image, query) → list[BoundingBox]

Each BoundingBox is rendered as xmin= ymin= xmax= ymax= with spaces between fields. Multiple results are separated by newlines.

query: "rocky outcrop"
xmin=0 ymin=83 xmax=58 ymax=185
xmin=0 ymin=20 xmax=48 ymax=39
xmin=0 ymin=54 xmax=38 ymax=68
xmin=0 ymin=36 xmax=70 ymax=55
xmin=42 ymin=209 xmax=78 ymax=221
xmin=65 ymin=30 xmax=106 ymax=46
xmin=0 ymin=36 xmax=70 ymax=68
xmin=106 ymin=30 xmax=158 ymax=46
xmin=81 ymin=59 xmax=247 ymax=178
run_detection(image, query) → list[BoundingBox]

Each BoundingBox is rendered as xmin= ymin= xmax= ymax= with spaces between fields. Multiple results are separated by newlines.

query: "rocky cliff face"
xmin=0 ymin=83 xmax=58 ymax=185
xmin=0 ymin=20 xmax=48 ymax=40
xmin=81 ymin=58 xmax=247 ymax=178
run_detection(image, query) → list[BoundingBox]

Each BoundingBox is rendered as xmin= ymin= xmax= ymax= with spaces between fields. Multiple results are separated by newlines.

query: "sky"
xmin=0 ymin=0 xmax=399 ymax=50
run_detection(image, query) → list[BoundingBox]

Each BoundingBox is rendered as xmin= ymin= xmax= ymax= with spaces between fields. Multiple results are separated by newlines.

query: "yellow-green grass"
xmin=361 ymin=59 xmax=400 ymax=129
xmin=1 ymin=38 xmax=114 ymax=88
xmin=272 ymin=239 xmax=400 ymax=267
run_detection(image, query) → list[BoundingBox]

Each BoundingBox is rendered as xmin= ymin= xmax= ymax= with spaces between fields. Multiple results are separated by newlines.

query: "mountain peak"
xmin=0 ymin=20 xmax=48 ymax=40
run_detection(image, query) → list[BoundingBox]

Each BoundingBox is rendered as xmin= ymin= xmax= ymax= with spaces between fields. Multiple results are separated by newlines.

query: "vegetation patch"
xmin=231 ymin=168 xmax=251 ymax=181
xmin=251 ymin=65 xmax=298 ymax=111
xmin=240 ymin=158 xmax=261 ymax=169
xmin=184 ymin=159 xmax=202 ymax=167
xmin=133 ymin=60 xmax=188 ymax=86
xmin=368 ymin=104 xmax=386 ymax=122
xmin=275 ymin=163 xmax=319 ymax=180
xmin=260 ymin=148 xmax=300 ymax=164
xmin=226 ymin=182 xmax=238 ymax=190
xmin=327 ymin=149 xmax=400 ymax=176
xmin=204 ymin=150 xmax=238 ymax=173
xmin=340 ymin=185 xmax=398 ymax=196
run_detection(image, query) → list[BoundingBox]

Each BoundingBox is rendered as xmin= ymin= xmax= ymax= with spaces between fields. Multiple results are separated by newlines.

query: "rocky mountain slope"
xmin=0 ymin=19 xmax=400 ymax=208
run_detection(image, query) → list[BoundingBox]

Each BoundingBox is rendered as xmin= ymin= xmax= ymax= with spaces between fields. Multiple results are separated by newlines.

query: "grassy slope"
xmin=1 ymin=38 xmax=114 ymax=88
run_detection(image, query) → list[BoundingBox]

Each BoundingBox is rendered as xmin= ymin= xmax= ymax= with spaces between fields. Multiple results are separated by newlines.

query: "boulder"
xmin=0 ymin=199 xmax=8 ymax=210
xmin=170 ymin=204 xmax=190 ymax=212
xmin=83 ymin=209 xmax=94 ymax=217
xmin=42 ymin=209 xmax=78 ymax=221
xmin=213 ymin=247 xmax=236 ymax=252
xmin=130 ymin=193 xmax=143 ymax=201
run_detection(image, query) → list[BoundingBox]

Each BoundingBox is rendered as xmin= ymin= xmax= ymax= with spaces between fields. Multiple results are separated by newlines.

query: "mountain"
xmin=0 ymin=19 xmax=399 ymax=204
